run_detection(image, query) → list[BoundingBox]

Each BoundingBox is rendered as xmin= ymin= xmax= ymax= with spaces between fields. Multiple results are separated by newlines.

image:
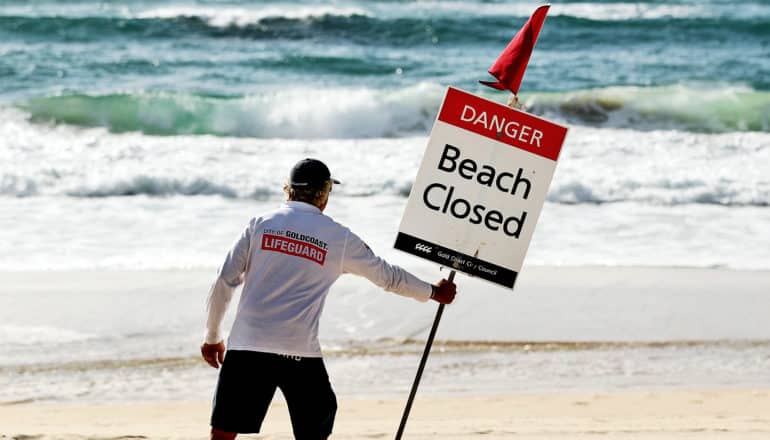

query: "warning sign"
xmin=395 ymin=87 xmax=568 ymax=289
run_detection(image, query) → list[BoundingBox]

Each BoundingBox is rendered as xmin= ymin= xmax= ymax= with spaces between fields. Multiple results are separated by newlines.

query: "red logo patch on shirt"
xmin=261 ymin=233 xmax=327 ymax=265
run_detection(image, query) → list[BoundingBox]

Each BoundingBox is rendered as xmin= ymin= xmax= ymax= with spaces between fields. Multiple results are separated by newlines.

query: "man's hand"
xmin=201 ymin=341 xmax=226 ymax=369
xmin=431 ymin=279 xmax=457 ymax=304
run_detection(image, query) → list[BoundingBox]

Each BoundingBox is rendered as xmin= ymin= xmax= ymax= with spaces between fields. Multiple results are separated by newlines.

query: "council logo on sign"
xmin=414 ymin=243 xmax=433 ymax=253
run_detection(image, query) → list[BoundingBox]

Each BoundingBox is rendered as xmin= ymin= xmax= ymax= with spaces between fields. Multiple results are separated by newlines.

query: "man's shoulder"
xmin=255 ymin=204 xmax=293 ymax=221
xmin=319 ymin=213 xmax=352 ymax=235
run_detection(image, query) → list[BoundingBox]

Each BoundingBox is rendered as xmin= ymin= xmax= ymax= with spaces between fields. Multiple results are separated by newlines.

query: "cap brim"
xmin=331 ymin=178 xmax=341 ymax=184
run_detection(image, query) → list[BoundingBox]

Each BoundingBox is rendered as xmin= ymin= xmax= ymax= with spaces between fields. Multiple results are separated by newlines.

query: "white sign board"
xmin=395 ymin=87 xmax=568 ymax=289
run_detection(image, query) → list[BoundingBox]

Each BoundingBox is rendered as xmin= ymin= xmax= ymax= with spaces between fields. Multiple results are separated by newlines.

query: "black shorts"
xmin=210 ymin=350 xmax=337 ymax=439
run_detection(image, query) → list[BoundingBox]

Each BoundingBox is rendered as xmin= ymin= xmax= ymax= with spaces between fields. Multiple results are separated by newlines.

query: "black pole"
xmin=394 ymin=270 xmax=456 ymax=440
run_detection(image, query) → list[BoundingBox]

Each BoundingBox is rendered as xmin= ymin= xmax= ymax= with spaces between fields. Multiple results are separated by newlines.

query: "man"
xmin=201 ymin=158 xmax=457 ymax=440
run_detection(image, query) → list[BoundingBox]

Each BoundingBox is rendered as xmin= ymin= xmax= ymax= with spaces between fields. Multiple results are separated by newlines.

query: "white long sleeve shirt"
xmin=205 ymin=201 xmax=432 ymax=357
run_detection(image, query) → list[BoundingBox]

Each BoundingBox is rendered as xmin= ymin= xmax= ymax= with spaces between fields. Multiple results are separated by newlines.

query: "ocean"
xmin=1 ymin=0 xmax=769 ymax=404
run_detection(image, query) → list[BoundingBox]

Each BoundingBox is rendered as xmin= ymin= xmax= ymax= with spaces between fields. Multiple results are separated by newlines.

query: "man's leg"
xmin=278 ymin=356 xmax=337 ymax=440
xmin=210 ymin=351 xmax=278 ymax=435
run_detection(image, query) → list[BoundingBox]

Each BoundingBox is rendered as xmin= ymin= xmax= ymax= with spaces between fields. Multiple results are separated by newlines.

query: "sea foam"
xmin=135 ymin=5 xmax=371 ymax=27
xmin=3 ymin=104 xmax=769 ymax=205
xmin=0 ymin=324 xmax=95 ymax=345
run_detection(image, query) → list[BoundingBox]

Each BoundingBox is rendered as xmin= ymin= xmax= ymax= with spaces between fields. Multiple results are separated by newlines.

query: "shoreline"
xmin=4 ymin=266 xmax=770 ymax=404
xmin=2 ymin=388 xmax=769 ymax=439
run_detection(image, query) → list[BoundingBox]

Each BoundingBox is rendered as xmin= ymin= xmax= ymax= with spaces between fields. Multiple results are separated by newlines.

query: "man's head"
xmin=284 ymin=158 xmax=340 ymax=211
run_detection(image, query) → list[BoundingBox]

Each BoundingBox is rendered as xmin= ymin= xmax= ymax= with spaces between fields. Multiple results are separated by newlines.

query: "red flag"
xmin=480 ymin=5 xmax=550 ymax=94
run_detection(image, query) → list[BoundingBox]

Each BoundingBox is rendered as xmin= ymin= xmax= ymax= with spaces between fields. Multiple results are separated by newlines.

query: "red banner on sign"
xmin=437 ymin=87 xmax=567 ymax=161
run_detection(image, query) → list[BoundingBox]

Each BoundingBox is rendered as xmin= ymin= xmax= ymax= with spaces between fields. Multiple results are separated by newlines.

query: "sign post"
xmin=394 ymin=269 xmax=455 ymax=440
xmin=393 ymin=86 xmax=568 ymax=438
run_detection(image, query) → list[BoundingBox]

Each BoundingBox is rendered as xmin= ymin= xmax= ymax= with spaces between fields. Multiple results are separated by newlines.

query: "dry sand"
xmin=2 ymin=388 xmax=769 ymax=439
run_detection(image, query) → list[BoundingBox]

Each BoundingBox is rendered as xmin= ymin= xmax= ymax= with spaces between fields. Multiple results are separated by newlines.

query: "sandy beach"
xmin=3 ymin=268 xmax=769 ymax=439
xmin=2 ymin=388 xmax=769 ymax=439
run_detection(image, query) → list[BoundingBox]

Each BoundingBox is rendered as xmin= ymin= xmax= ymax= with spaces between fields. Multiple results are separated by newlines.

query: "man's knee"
xmin=211 ymin=428 xmax=237 ymax=440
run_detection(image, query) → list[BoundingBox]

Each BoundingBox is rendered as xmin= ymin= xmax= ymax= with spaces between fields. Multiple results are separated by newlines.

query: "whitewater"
xmin=1 ymin=0 xmax=768 ymax=280
xmin=2 ymin=97 xmax=768 ymax=271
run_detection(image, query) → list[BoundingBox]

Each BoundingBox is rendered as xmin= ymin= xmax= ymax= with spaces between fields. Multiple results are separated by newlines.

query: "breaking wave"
xmin=3 ymin=8 xmax=768 ymax=50
xmin=135 ymin=5 xmax=371 ymax=27
xmin=5 ymin=173 xmax=767 ymax=206
xmin=66 ymin=176 xmax=240 ymax=198
xmin=546 ymin=180 xmax=770 ymax=207
xmin=20 ymin=83 xmax=444 ymax=139
xmin=525 ymin=84 xmax=770 ymax=133
xmin=18 ymin=83 xmax=770 ymax=138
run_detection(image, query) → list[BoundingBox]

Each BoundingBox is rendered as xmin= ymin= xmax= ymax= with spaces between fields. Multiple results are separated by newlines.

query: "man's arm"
xmin=201 ymin=219 xmax=255 ymax=368
xmin=341 ymin=230 xmax=456 ymax=304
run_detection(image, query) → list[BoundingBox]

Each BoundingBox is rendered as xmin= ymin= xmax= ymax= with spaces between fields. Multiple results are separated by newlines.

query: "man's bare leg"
xmin=211 ymin=428 xmax=237 ymax=440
